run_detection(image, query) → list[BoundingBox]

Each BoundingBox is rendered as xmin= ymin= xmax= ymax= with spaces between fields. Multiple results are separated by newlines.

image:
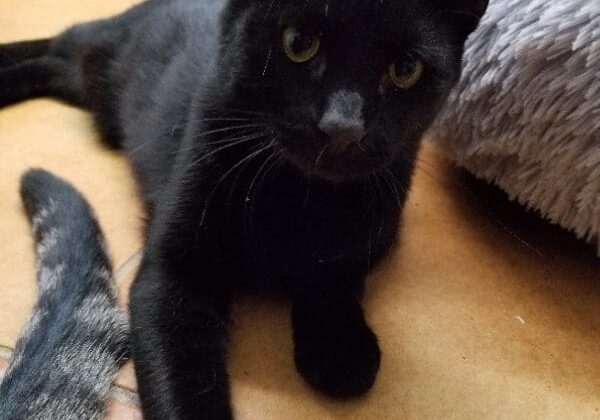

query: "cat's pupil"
xmin=287 ymin=30 xmax=313 ymax=53
xmin=398 ymin=57 xmax=416 ymax=76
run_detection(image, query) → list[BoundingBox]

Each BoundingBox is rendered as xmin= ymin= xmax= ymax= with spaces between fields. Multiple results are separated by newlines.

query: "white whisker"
xmin=193 ymin=123 xmax=264 ymax=139
xmin=198 ymin=141 xmax=277 ymax=229
xmin=189 ymin=134 xmax=266 ymax=168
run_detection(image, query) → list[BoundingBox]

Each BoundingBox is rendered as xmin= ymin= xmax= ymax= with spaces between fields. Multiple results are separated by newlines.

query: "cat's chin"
xmin=304 ymin=166 xmax=381 ymax=183
xmin=282 ymin=143 xmax=388 ymax=184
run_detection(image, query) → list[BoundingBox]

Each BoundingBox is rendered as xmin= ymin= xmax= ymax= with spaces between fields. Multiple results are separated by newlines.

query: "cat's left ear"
xmin=433 ymin=0 xmax=489 ymax=40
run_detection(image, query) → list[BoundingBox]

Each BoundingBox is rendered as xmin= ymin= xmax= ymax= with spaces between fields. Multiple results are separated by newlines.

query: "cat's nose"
xmin=318 ymin=119 xmax=366 ymax=146
xmin=318 ymin=90 xmax=366 ymax=147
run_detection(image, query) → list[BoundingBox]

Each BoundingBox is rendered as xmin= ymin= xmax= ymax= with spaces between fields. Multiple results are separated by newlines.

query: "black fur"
xmin=0 ymin=1 xmax=487 ymax=418
xmin=0 ymin=39 xmax=50 ymax=67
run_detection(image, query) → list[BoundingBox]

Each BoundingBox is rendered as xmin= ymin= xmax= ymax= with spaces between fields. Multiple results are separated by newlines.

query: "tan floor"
xmin=1 ymin=1 xmax=599 ymax=419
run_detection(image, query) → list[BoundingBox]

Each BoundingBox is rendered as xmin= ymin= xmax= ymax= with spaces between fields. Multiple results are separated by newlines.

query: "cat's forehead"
xmin=229 ymin=0 xmax=456 ymax=69
xmin=261 ymin=0 xmax=437 ymax=48
xmin=274 ymin=0 xmax=424 ymax=23
xmin=280 ymin=0 xmax=374 ymax=15
xmin=267 ymin=0 xmax=444 ymax=61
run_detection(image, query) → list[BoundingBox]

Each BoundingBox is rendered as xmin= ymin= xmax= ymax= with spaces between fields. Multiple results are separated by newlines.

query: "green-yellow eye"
xmin=388 ymin=56 xmax=424 ymax=90
xmin=282 ymin=26 xmax=320 ymax=63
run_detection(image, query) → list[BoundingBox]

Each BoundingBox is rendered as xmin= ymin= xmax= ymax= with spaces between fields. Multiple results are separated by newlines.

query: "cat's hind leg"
xmin=0 ymin=32 xmax=123 ymax=147
xmin=0 ymin=57 xmax=85 ymax=108
xmin=0 ymin=39 xmax=52 ymax=68
xmin=0 ymin=37 xmax=87 ymax=109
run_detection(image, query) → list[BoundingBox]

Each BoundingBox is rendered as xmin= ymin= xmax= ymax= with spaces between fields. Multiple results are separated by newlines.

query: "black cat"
xmin=0 ymin=0 xmax=488 ymax=418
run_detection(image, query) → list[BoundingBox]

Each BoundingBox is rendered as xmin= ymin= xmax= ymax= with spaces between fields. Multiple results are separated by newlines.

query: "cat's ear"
xmin=433 ymin=0 xmax=489 ymax=40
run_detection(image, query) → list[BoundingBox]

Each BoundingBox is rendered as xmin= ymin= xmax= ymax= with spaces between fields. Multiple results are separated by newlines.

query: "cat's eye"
xmin=388 ymin=55 xmax=424 ymax=90
xmin=282 ymin=26 xmax=320 ymax=63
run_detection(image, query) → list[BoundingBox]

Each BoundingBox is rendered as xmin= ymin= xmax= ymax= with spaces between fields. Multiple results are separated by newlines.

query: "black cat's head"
xmin=213 ymin=0 xmax=488 ymax=182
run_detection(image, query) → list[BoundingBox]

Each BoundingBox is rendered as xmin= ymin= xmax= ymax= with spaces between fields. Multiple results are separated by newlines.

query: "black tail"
xmin=0 ymin=39 xmax=84 ymax=108
xmin=0 ymin=169 xmax=128 ymax=420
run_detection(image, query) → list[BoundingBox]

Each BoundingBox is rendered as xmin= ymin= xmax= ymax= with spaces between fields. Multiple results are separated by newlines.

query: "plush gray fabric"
xmin=430 ymin=0 xmax=600 ymax=254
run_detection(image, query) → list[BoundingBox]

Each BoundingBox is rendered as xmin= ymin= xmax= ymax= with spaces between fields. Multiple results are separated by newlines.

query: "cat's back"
xmin=114 ymin=0 xmax=225 ymax=125
xmin=120 ymin=0 xmax=224 ymax=56
xmin=58 ymin=0 xmax=226 ymax=204
xmin=107 ymin=0 xmax=225 ymax=97
xmin=60 ymin=0 xmax=224 ymax=63
xmin=119 ymin=0 xmax=227 ymax=188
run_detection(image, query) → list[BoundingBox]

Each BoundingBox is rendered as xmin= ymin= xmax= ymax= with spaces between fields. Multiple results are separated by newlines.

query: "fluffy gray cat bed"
xmin=430 ymin=0 xmax=600 ymax=254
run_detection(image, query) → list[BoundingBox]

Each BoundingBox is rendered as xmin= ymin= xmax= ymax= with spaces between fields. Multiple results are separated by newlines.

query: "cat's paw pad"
xmin=294 ymin=324 xmax=381 ymax=398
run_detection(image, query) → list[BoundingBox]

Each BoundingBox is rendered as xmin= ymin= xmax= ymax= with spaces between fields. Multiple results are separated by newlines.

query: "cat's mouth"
xmin=281 ymin=132 xmax=390 ymax=182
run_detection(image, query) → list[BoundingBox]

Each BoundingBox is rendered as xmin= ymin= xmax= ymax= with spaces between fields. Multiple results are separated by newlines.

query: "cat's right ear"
xmin=432 ymin=0 xmax=489 ymax=40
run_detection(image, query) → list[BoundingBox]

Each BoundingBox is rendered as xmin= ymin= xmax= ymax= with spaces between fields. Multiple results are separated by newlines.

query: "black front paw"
xmin=293 ymin=313 xmax=381 ymax=398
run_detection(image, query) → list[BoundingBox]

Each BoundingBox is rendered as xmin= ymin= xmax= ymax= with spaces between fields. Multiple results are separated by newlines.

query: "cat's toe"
xmin=294 ymin=324 xmax=381 ymax=398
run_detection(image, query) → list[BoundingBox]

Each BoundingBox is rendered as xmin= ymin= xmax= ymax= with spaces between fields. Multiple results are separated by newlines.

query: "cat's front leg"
xmin=129 ymin=257 xmax=234 ymax=420
xmin=291 ymin=274 xmax=381 ymax=398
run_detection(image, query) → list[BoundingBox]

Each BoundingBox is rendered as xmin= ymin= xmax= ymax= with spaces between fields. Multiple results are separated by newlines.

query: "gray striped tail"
xmin=0 ymin=169 xmax=129 ymax=420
